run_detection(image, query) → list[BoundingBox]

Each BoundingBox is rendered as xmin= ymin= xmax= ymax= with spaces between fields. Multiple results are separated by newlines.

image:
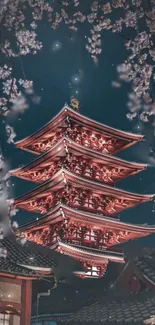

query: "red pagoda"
xmin=10 ymin=105 xmax=155 ymax=279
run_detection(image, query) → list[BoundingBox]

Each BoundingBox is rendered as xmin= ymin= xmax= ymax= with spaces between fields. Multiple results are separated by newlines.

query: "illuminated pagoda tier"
xmin=10 ymin=137 xmax=147 ymax=185
xmin=11 ymin=105 xmax=155 ymax=279
xmin=14 ymin=105 xmax=144 ymax=155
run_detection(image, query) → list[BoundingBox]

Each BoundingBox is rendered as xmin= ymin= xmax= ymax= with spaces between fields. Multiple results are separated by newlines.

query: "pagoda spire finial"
xmin=70 ymin=96 xmax=80 ymax=111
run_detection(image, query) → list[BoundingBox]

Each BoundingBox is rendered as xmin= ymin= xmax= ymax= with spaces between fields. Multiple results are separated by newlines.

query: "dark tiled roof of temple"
xmin=31 ymin=289 xmax=155 ymax=324
xmin=67 ymin=289 xmax=155 ymax=324
xmin=0 ymin=234 xmax=57 ymax=277
xmin=31 ymin=250 xmax=155 ymax=324
xmin=0 ymin=258 xmax=39 ymax=277
xmin=134 ymin=253 xmax=155 ymax=287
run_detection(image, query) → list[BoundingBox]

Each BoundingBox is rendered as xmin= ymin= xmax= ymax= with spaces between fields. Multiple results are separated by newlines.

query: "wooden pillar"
xmin=20 ymin=280 xmax=32 ymax=325
xmin=9 ymin=315 xmax=13 ymax=325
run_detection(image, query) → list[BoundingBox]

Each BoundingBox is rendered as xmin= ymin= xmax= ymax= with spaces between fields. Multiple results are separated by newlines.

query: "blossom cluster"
xmin=1 ymin=0 xmax=155 ymax=123
xmin=0 ymin=68 xmax=33 ymax=116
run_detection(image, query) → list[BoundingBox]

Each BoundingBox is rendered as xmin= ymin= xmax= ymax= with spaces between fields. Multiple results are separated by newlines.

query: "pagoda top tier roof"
xmin=15 ymin=105 xmax=144 ymax=153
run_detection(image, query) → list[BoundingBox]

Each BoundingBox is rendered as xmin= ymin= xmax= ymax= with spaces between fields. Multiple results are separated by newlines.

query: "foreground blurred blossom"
xmin=111 ymin=81 xmax=121 ymax=88
xmin=11 ymin=94 xmax=29 ymax=114
xmin=0 ymin=150 xmax=18 ymax=244
xmin=5 ymin=125 xmax=16 ymax=143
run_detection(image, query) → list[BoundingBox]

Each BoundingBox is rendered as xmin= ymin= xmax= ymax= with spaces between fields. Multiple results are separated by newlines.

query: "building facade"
xmin=0 ymin=236 xmax=56 ymax=325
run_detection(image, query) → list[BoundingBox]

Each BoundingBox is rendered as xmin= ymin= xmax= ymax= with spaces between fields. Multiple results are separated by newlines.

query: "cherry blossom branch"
xmin=1 ymin=0 xmax=155 ymax=124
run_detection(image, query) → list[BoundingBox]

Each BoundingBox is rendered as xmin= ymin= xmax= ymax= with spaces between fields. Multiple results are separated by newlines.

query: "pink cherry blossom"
xmin=1 ymin=0 xmax=155 ymax=128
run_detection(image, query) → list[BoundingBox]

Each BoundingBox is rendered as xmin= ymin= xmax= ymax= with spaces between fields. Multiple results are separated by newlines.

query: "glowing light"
xmin=52 ymin=41 xmax=62 ymax=52
xmin=133 ymin=121 xmax=143 ymax=133
xmin=71 ymin=73 xmax=81 ymax=85
xmin=71 ymin=89 xmax=79 ymax=97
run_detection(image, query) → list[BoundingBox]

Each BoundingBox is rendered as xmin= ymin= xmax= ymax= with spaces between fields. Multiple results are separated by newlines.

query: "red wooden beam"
xmin=20 ymin=280 xmax=32 ymax=325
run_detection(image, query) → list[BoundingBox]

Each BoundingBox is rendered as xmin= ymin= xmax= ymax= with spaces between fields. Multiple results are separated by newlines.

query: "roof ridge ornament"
xmin=70 ymin=96 xmax=80 ymax=111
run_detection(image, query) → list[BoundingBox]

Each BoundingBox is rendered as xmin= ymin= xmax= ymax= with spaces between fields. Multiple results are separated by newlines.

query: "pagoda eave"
xmin=19 ymin=204 xmax=155 ymax=248
xmin=19 ymin=204 xmax=155 ymax=236
xmin=51 ymin=240 xmax=125 ymax=264
xmin=13 ymin=169 xmax=154 ymax=207
xmin=14 ymin=107 xmax=68 ymax=149
xmin=10 ymin=137 xmax=147 ymax=184
xmin=14 ymin=106 xmax=144 ymax=154
xmin=18 ymin=264 xmax=52 ymax=275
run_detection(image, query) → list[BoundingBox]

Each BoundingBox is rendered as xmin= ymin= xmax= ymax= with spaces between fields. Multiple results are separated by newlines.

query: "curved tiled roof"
xmin=0 ymin=259 xmax=39 ymax=277
xmin=0 ymin=235 xmax=56 ymax=278
xmin=31 ymin=289 xmax=155 ymax=324
xmin=68 ymin=290 xmax=154 ymax=324
xmin=134 ymin=254 xmax=155 ymax=289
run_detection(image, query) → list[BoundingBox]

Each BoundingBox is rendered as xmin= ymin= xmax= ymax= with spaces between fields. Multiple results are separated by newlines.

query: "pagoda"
xmin=10 ymin=105 xmax=155 ymax=279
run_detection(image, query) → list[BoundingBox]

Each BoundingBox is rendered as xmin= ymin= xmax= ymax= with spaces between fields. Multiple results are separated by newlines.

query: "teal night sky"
xmin=1 ymin=16 xmax=155 ymax=249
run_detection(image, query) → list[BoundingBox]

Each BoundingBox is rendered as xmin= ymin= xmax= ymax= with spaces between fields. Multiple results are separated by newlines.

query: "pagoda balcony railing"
xmin=62 ymin=239 xmax=110 ymax=249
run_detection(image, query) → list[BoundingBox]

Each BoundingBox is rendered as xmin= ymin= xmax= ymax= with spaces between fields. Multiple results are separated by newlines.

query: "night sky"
xmin=1 ymin=13 xmax=155 ymax=252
